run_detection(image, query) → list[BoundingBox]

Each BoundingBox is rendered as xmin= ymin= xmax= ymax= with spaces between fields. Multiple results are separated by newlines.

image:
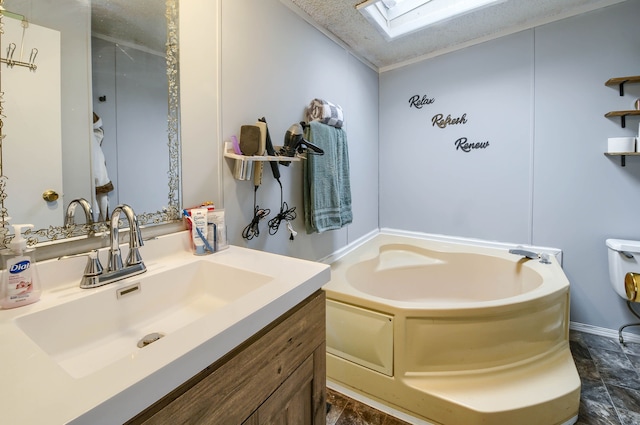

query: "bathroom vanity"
xmin=128 ymin=290 xmax=326 ymax=424
xmin=0 ymin=231 xmax=330 ymax=424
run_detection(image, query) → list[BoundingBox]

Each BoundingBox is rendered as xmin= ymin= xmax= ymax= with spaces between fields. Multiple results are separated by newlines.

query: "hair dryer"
xmin=279 ymin=123 xmax=324 ymax=166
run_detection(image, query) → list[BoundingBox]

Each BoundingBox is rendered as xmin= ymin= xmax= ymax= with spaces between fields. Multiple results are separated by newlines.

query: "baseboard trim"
xmin=319 ymin=229 xmax=378 ymax=265
xmin=327 ymin=380 xmax=435 ymax=425
xmin=570 ymin=321 xmax=640 ymax=344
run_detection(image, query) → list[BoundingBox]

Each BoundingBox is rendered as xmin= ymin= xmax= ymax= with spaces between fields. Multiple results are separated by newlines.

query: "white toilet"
xmin=605 ymin=238 xmax=640 ymax=342
xmin=606 ymin=239 xmax=640 ymax=300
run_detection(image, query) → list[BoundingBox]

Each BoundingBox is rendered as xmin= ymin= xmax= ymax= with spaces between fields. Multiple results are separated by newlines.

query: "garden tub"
xmin=324 ymin=232 xmax=580 ymax=425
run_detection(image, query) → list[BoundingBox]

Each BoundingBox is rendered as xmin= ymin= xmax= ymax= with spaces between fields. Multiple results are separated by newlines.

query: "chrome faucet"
xmin=64 ymin=198 xmax=93 ymax=228
xmin=509 ymin=247 xmax=552 ymax=264
xmin=509 ymin=247 xmax=539 ymax=260
xmin=108 ymin=204 xmax=144 ymax=272
xmin=76 ymin=204 xmax=146 ymax=289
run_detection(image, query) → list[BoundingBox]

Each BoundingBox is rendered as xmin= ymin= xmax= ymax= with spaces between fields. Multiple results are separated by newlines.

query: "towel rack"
xmin=1 ymin=45 xmax=38 ymax=71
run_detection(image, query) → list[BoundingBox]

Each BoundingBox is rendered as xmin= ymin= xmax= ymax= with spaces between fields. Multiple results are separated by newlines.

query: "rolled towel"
xmin=306 ymin=98 xmax=344 ymax=128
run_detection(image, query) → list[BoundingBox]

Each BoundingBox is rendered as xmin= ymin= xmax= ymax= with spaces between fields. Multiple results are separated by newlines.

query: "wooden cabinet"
xmin=127 ymin=290 xmax=326 ymax=425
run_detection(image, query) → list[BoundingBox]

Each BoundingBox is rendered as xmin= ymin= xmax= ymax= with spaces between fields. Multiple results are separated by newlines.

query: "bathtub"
xmin=324 ymin=232 xmax=580 ymax=425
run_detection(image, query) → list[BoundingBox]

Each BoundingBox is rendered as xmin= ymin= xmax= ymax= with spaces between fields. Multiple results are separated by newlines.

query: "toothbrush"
xmin=182 ymin=209 xmax=215 ymax=253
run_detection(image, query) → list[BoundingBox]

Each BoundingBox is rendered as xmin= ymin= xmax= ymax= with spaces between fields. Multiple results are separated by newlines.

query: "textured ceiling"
xmin=282 ymin=0 xmax=628 ymax=71
xmin=91 ymin=0 xmax=166 ymax=54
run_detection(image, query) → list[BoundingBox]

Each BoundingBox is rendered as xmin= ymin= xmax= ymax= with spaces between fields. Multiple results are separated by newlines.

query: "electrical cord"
xmin=242 ymin=186 xmax=270 ymax=240
xmin=243 ymin=117 xmax=297 ymax=241
xmin=268 ymin=180 xmax=297 ymax=239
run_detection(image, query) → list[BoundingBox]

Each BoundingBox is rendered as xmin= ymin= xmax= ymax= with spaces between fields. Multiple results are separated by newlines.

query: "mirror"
xmin=0 ymin=0 xmax=180 ymax=246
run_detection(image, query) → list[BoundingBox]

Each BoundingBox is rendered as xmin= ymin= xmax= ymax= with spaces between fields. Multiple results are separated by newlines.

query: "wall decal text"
xmin=455 ymin=137 xmax=489 ymax=152
xmin=408 ymin=95 xmax=435 ymax=109
xmin=432 ymin=113 xmax=467 ymax=128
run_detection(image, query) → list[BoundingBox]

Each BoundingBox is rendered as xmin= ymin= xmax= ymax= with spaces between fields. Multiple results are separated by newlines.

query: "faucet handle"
xmin=76 ymin=250 xmax=104 ymax=289
xmin=84 ymin=250 xmax=104 ymax=276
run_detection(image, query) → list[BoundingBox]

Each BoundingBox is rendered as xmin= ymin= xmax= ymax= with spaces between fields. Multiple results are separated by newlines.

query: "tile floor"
xmin=326 ymin=330 xmax=640 ymax=425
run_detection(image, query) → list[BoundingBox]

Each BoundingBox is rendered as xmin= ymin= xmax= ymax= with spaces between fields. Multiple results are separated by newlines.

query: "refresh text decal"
xmin=432 ymin=113 xmax=467 ymax=128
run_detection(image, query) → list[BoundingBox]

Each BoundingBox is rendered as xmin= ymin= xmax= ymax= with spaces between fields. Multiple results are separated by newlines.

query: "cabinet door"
xmin=257 ymin=355 xmax=314 ymax=425
xmin=242 ymin=413 xmax=259 ymax=425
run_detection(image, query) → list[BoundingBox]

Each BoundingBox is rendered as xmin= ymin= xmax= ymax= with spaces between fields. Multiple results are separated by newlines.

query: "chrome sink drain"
xmin=137 ymin=332 xmax=165 ymax=348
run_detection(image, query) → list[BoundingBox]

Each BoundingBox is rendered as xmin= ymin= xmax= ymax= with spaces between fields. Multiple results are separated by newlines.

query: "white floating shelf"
xmin=223 ymin=142 xmax=303 ymax=162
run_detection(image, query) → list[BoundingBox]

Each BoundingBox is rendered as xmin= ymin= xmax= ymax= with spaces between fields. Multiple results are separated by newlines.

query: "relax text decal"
xmin=408 ymin=95 xmax=435 ymax=109
xmin=408 ymin=94 xmax=490 ymax=153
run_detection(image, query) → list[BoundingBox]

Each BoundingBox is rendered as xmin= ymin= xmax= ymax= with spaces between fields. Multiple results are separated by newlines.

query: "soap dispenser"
xmin=1 ymin=224 xmax=41 ymax=309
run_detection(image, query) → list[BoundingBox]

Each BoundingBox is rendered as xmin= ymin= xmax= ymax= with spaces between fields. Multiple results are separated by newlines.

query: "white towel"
xmin=306 ymin=98 xmax=344 ymax=128
xmin=92 ymin=118 xmax=113 ymax=221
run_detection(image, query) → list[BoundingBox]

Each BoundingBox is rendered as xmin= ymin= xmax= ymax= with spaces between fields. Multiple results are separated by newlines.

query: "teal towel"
xmin=303 ymin=121 xmax=352 ymax=233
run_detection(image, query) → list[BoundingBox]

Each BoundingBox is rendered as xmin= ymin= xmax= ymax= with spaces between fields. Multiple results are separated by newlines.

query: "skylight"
xmin=357 ymin=0 xmax=505 ymax=41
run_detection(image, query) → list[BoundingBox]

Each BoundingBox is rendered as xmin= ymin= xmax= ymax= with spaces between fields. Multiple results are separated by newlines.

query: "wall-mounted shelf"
xmin=224 ymin=142 xmax=303 ymax=181
xmin=223 ymin=142 xmax=303 ymax=162
xmin=605 ymin=76 xmax=640 ymax=96
xmin=604 ymin=76 xmax=640 ymax=166
xmin=604 ymin=75 xmax=640 ymax=128
xmin=604 ymin=110 xmax=640 ymax=128
xmin=223 ymin=150 xmax=302 ymax=162
xmin=604 ymin=152 xmax=640 ymax=167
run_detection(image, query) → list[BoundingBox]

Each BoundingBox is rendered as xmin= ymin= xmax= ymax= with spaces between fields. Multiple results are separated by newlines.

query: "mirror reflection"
xmin=0 ymin=0 xmax=180 ymax=246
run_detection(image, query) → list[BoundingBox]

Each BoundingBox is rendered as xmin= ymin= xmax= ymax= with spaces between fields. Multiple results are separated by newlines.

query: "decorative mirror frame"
xmin=0 ymin=0 xmax=181 ymax=247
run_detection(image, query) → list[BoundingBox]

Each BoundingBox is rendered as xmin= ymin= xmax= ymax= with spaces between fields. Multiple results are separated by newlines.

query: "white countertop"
xmin=0 ymin=231 xmax=330 ymax=424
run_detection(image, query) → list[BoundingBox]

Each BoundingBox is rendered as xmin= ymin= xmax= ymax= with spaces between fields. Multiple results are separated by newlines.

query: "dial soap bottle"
xmin=1 ymin=224 xmax=41 ymax=309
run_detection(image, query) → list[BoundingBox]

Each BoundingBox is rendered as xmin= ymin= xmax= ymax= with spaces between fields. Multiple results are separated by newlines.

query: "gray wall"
xmin=380 ymin=0 xmax=640 ymax=331
xmin=219 ymin=0 xmax=380 ymax=260
xmin=380 ymin=30 xmax=534 ymax=242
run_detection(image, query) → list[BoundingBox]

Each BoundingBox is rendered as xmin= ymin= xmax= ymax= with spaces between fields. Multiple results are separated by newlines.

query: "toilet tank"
xmin=606 ymin=239 xmax=640 ymax=300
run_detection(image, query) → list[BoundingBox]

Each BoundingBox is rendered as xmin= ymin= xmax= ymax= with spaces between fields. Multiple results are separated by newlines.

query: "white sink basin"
xmin=1 ymin=232 xmax=330 ymax=425
xmin=14 ymin=260 xmax=273 ymax=378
